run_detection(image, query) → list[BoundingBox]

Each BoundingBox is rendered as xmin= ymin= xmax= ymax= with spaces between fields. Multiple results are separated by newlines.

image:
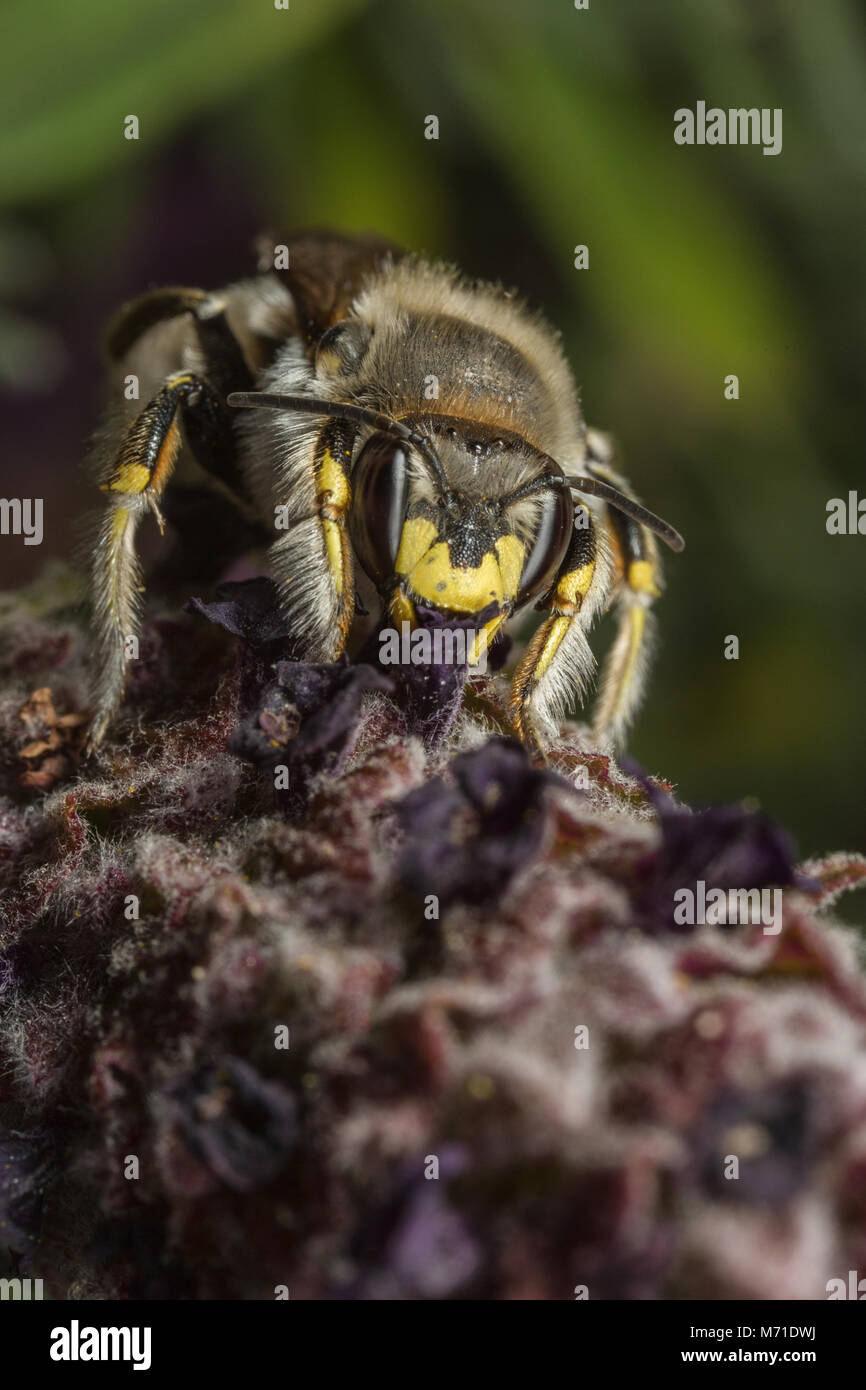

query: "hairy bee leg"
xmin=584 ymin=439 xmax=662 ymax=747
xmin=88 ymin=497 xmax=147 ymax=751
xmin=509 ymin=507 xmax=601 ymax=752
xmin=314 ymin=419 xmax=356 ymax=650
xmin=88 ymin=371 xmax=233 ymax=750
xmin=270 ymin=418 xmax=358 ymax=659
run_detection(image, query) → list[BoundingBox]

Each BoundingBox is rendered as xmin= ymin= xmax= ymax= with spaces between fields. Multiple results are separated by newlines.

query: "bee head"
xmin=348 ymin=426 xmax=575 ymax=637
xmin=227 ymin=393 xmax=684 ymax=657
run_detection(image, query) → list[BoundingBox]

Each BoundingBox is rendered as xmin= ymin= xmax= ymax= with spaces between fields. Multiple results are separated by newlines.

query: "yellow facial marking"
xmin=395 ymin=517 xmax=438 ymax=577
xmin=317 ymin=449 xmax=350 ymax=510
xmin=408 ymin=543 xmax=503 ymax=612
xmin=628 ymin=560 xmax=660 ymax=599
xmin=396 ymin=523 xmax=525 ymax=621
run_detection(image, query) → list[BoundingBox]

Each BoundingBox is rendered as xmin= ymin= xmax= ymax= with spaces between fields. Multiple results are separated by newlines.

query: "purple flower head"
xmin=394 ymin=737 xmax=558 ymax=907
xmin=5 ymin=568 xmax=866 ymax=1301
xmin=169 ymin=1057 xmax=296 ymax=1193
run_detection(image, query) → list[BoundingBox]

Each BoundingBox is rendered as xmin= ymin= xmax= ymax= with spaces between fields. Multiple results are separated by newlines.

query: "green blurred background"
xmin=1 ymin=0 xmax=864 ymax=879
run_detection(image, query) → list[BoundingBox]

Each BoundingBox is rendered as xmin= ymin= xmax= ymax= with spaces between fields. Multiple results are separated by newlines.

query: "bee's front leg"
xmin=268 ymin=418 xmax=358 ymax=661
xmin=508 ymin=507 xmax=602 ymax=759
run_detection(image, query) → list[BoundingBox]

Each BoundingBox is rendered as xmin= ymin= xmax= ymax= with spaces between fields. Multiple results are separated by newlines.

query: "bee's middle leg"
xmin=89 ymin=371 xmax=242 ymax=748
xmin=583 ymin=438 xmax=662 ymax=748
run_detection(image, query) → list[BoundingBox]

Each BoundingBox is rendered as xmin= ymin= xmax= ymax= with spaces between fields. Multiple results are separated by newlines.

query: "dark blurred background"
xmin=1 ymin=0 xmax=864 ymax=877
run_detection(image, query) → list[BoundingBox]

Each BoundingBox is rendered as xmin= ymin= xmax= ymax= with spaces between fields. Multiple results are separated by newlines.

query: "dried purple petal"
xmin=354 ymin=601 xmax=501 ymax=747
xmin=690 ymin=1081 xmax=817 ymax=1205
xmin=394 ymin=736 xmax=557 ymax=907
xmin=186 ymin=577 xmax=295 ymax=652
xmin=229 ymin=659 xmax=393 ymax=782
xmin=337 ymin=1147 xmax=480 ymax=1299
xmin=634 ymin=774 xmax=798 ymax=934
xmin=0 ymin=1126 xmax=53 ymax=1255
xmin=169 ymin=1058 xmax=296 ymax=1193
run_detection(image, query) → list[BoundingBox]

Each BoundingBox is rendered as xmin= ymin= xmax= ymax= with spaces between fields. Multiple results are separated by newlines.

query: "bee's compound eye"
xmin=514 ymin=484 xmax=575 ymax=607
xmin=349 ymin=432 xmax=410 ymax=587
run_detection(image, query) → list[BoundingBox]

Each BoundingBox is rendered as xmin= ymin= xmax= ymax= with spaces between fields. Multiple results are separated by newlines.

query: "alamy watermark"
xmin=673 ymin=880 xmax=782 ymax=934
xmin=827 ymin=1270 xmax=866 ymax=1299
xmin=0 ymin=1276 xmax=44 ymax=1300
xmin=378 ymin=621 xmax=488 ymax=672
xmin=0 ymin=498 xmax=43 ymax=545
xmin=49 ymin=1321 xmax=151 ymax=1370
xmin=674 ymin=103 xmax=782 ymax=157
xmin=826 ymin=491 xmax=866 ymax=535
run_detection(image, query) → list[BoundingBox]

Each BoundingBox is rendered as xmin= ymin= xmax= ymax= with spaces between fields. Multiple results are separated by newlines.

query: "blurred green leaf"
xmin=435 ymin=0 xmax=802 ymax=418
xmin=233 ymin=39 xmax=451 ymax=251
xmin=0 ymin=0 xmax=367 ymax=203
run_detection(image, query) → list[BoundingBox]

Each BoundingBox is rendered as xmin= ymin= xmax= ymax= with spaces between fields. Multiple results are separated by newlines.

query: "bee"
xmin=87 ymin=231 xmax=683 ymax=753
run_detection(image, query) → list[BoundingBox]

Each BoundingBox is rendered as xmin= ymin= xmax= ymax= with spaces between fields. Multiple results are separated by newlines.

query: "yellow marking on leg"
xmin=508 ymin=553 xmax=598 ymax=737
xmin=603 ymin=603 xmax=647 ymax=730
xmin=310 ymin=435 xmax=353 ymax=633
xmin=316 ymin=449 xmax=351 ymax=509
xmin=554 ymin=559 xmax=596 ymax=607
xmin=625 ymin=604 xmax=646 ymax=678
xmin=102 ymin=462 xmax=151 ymax=496
xmin=322 ymin=518 xmax=345 ymax=597
xmin=531 ymin=614 xmax=571 ymax=681
xmin=628 ymin=559 xmax=660 ymax=599
xmin=102 ymin=409 xmax=183 ymax=498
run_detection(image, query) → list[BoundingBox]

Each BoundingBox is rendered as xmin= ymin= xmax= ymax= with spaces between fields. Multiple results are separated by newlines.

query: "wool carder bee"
xmin=87 ymin=232 xmax=683 ymax=752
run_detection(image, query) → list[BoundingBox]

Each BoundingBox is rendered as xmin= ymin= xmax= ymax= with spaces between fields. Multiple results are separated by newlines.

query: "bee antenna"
xmin=227 ymin=391 xmax=451 ymax=495
xmin=562 ymin=473 xmax=685 ymax=552
xmin=494 ymin=455 xmax=685 ymax=554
